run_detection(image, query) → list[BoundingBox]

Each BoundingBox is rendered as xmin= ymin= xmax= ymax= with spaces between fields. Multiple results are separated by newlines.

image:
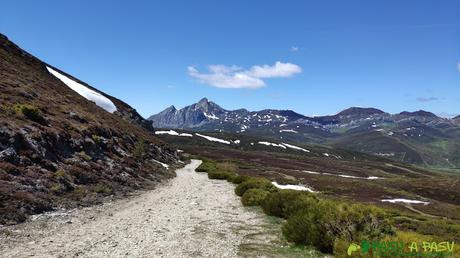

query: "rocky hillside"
xmin=0 ymin=33 xmax=178 ymax=224
xmin=149 ymin=98 xmax=460 ymax=167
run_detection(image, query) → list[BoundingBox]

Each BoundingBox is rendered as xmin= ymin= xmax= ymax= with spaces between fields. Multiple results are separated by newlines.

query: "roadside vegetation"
xmin=195 ymin=158 xmax=460 ymax=256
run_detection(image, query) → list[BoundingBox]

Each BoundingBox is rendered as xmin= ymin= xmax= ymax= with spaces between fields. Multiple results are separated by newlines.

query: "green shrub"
xmin=226 ymin=173 xmax=237 ymax=182
xmin=93 ymin=184 xmax=112 ymax=194
xmin=133 ymin=140 xmax=146 ymax=160
xmin=77 ymin=151 xmax=91 ymax=161
xmin=283 ymin=209 xmax=333 ymax=253
xmin=208 ymin=171 xmax=233 ymax=180
xmin=231 ymin=175 xmax=251 ymax=184
xmin=234 ymin=177 xmax=276 ymax=196
xmin=241 ymin=188 xmax=269 ymax=206
xmin=262 ymin=190 xmax=318 ymax=218
xmin=14 ymin=104 xmax=47 ymax=124
xmin=91 ymin=134 xmax=102 ymax=145
xmin=53 ymin=169 xmax=67 ymax=179
xmin=282 ymin=200 xmax=394 ymax=254
xmin=50 ymin=183 xmax=62 ymax=193
xmin=196 ymin=160 xmax=218 ymax=173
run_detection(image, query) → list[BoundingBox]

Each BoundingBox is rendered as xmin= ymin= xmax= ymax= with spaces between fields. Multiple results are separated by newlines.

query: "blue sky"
xmin=1 ymin=0 xmax=459 ymax=117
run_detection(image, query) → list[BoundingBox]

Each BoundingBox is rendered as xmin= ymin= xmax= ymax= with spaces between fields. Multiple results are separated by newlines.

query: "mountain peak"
xmin=398 ymin=110 xmax=438 ymax=118
xmin=198 ymin=97 xmax=209 ymax=104
xmin=337 ymin=107 xmax=385 ymax=116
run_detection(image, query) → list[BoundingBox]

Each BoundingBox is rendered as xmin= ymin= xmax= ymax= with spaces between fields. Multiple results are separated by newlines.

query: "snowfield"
xmin=155 ymin=130 xmax=193 ymax=137
xmin=271 ymin=182 xmax=315 ymax=192
xmin=46 ymin=66 xmax=117 ymax=113
xmin=381 ymin=198 xmax=429 ymax=205
xmin=196 ymin=133 xmax=231 ymax=144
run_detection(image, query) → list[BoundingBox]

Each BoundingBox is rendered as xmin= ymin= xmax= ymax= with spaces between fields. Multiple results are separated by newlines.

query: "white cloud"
xmin=290 ymin=46 xmax=299 ymax=52
xmin=188 ymin=61 xmax=302 ymax=89
xmin=247 ymin=62 xmax=302 ymax=78
xmin=188 ymin=66 xmax=264 ymax=89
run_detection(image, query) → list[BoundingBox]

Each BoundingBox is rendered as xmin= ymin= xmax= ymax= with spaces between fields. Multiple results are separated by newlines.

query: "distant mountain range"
xmin=149 ymin=98 xmax=460 ymax=167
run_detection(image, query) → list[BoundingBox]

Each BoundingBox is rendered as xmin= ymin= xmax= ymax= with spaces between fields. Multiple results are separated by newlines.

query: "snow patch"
xmin=272 ymin=182 xmax=315 ymax=192
xmin=280 ymin=129 xmax=298 ymax=133
xmin=155 ymin=130 xmax=193 ymax=137
xmin=152 ymin=159 xmax=169 ymax=169
xmin=203 ymin=112 xmax=219 ymax=120
xmin=303 ymin=170 xmax=320 ymax=174
xmin=282 ymin=143 xmax=310 ymax=152
xmin=258 ymin=141 xmax=286 ymax=149
xmin=196 ymin=133 xmax=231 ymax=144
xmin=381 ymin=198 xmax=429 ymax=205
xmin=303 ymin=170 xmax=381 ymax=180
xmin=46 ymin=66 xmax=117 ymax=113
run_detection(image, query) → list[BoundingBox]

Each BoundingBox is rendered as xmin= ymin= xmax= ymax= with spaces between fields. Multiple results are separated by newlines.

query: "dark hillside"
xmin=0 ymin=33 xmax=178 ymax=224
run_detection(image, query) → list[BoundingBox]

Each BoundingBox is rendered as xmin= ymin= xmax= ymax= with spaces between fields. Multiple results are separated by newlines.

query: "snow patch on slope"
xmin=155 ymin=130 xmax=193 ymax=137
xmin=203 ymin=112 xmax=219 ymax=120
xmin=258 ymin=141 xmax=286 ymax=149
xmin=272 ymin=182 xmax=315 ymax=192
xmin=46 ymin=66 xmax=117 ymax=113
xmin=280 ymin=129 xmax=298 ymax=133
xmin=381 ymin=198 xmax=429 ymax=205
xmin=282 ymin=143 xmax=310 ymax=152
xmin=196 ymin=133 xmax=231 ymax=144
xmin=152 ymin=159 xmax=169 ymax=169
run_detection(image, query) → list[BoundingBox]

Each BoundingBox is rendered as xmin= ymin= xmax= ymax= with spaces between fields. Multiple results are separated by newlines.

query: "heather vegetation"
xmin=196 ymin=159 xmax=460 ymax=256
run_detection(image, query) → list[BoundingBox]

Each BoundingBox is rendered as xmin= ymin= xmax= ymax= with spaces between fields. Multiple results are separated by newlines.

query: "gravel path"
xmin=0 ymin=160 xmax=281 ymax=257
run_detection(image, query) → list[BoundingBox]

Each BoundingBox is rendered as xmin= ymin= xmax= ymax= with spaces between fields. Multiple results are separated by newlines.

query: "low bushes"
xmin=282 ymin=200 xmax=394 ymax=254
xmin=196 ymin=160 xmax=218 ymax=173
xmin=235 ymin=177 xmax=277 ymax=196
xmin=14 ymin=104 xmax=47 ymax=124
xmin=262 ymin=189 xmax=318 ymax=218
xmin=230 ymin=174 xmax=251 ymax=184
xmin=208 ymin=171 xmax=234 ymax=180
xmin=199 ymin=158 xmax=399 ymax=255
xmin=196 ymin=160 xmax=237 ymax=180
xmin=241 ymin=188 xmax=269 ymax=206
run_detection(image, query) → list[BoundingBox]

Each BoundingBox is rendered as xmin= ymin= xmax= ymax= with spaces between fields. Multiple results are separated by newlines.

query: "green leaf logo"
xmin=347 ymin=243 xmax=361 ymax=256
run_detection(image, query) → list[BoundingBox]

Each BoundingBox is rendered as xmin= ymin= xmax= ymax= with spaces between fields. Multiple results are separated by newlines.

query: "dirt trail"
xmin=0 ymin=160 xmax=282 ymax=257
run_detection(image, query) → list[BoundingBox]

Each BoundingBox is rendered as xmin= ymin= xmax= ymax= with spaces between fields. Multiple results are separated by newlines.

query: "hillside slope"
xmin=0 ymin=34 xmax=178 ymax=224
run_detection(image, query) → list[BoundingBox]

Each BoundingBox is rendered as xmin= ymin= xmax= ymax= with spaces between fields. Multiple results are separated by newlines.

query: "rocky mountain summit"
xmin=0 ymin=34 xmax=178 ymax=224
